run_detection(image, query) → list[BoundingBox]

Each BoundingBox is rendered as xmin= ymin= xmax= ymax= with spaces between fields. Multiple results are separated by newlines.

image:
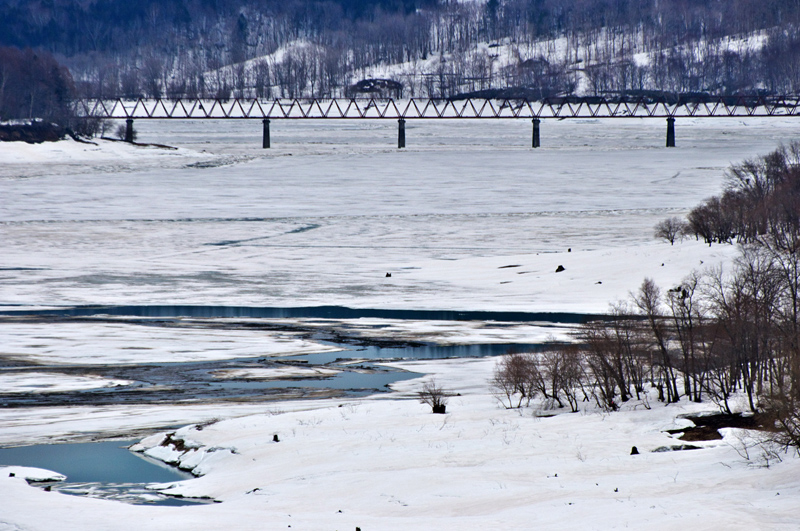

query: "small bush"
xmin=69 ymin=116 xmax=105 ymax=138
xmin=115 ymin=123 xmax=137 ymax=142
xmin=419 ymin=380 xmax=449 ymax=414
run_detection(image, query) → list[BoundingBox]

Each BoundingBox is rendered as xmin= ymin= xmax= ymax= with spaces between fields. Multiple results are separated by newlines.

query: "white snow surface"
xmin=1 ymin=117 xmax=799 ymax=529
xmin=0 ymin=320 xmax=341 ymax=365
xmin=1 ymin=466 xmax=66 ymax=482
xmin=0 ymin=372 xmax=131 ymax=393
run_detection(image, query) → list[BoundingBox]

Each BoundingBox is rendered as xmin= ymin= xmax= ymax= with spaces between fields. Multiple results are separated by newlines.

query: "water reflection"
xmin=0 ymin=304 xmax=599 ymax=323
xmin=292 ymin=342 xmax=546 ymax=364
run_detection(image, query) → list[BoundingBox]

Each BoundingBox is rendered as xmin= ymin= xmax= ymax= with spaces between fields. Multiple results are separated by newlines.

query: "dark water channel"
xmin=0 ymin=304 xmax=576 ymax=407
xmin=0 ymin=305 xmax=580 ymax=505
xmin=0 ymin=304 xmax=601 ymax=323
xmin=298 ymin=342 xmax=547 ymax=364
xmin=0 ymin=440 xmax=206 ymax=506
xmin=0 ymin=342 xmax=548 ymax=407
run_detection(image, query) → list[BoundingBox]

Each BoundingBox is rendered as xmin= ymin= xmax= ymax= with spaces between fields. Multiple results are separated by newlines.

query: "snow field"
xmin=0 ymin=117 xmax=791 ymax=311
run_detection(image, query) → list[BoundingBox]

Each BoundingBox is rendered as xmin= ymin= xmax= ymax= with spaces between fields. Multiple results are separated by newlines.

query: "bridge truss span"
xmin=77 ymin=96 xmax=800 ymax=120
xmin=79 ymin=96 xmax=799 ymax=149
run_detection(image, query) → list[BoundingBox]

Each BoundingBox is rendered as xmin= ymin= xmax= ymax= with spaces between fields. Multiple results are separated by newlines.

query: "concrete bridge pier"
xmin=532 ymin=118 xmax=540 ymax=148
xmin=398 ymin=118 xmax=406 ymax=149
xmin=666 ymin=116 xmax=675 ymax=147
xmin=124 ymin=118 xmax=134 ymax=143
xmin=262 ymin=118 xmax=271 ymax=149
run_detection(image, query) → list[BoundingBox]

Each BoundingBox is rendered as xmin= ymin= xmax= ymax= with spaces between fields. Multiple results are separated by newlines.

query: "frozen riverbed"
xmin=0 ymin=117 xmax=781 ymax=312
xmin=1 ymin=117 xmax=799 ymax=529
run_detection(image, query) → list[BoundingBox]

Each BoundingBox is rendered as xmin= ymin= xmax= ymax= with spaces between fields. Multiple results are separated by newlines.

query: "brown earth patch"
xmin=666 ymin=412 xmax=768 ymax=441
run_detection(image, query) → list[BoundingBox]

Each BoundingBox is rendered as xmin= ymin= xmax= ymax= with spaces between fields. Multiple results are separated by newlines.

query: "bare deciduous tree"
xmin=654 ymin=216 xmax=686 ymax=245
xmin=491 ymin=352 xmax=541 ymax=408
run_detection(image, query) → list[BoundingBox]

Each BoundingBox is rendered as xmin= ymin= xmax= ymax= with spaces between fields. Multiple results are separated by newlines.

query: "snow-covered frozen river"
xmin=0 ymin=117 xmax=785 ymax=312
xmin=0 ymin=114 xmax=789 ymax=438
xmin=1 ymin=117 xmax=799 ymax=529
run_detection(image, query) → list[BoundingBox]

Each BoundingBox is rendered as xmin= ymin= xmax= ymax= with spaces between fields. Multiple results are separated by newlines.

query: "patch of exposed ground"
xmin=666 ymin=412 xmax=769 ymax=441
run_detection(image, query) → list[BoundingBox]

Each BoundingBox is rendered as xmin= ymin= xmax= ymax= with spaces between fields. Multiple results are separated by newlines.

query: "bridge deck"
xmin=78 ymin=97 xmax=800 ymax=120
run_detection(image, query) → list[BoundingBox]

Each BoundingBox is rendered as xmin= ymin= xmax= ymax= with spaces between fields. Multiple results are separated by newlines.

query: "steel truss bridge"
xmin=77 ymin=96 xmax=800 ymax=148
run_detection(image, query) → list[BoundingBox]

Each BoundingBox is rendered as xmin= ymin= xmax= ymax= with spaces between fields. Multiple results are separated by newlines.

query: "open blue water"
xmin=0 ymin=440 xmax=187 ymax=483
xmin=212 ymin=368 xmax=420 ymax=394
xmin=0 ymin=304 xmax=574 ymax=505
xmin=301 ymin=342 xmax=548 ymax=364
xmin=0 ymin=440 xmax=206 ymax=506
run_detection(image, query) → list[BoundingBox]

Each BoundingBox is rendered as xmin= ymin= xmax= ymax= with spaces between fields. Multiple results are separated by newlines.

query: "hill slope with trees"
xmin=1 ymin=0 xmax=800 ymax=100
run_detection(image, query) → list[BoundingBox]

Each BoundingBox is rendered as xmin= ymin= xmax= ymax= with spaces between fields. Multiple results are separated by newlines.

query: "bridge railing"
xmin=75 ymin=96 xmax=800 ymax=120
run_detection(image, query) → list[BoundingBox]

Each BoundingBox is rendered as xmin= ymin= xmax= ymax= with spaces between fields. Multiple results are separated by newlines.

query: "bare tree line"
xmin=0 ymin=46 xmax=103 ymax=135
xmin=70 ymin=26 xmax=800 ymax=101
xmin=494 ymin=143 xmax=800 ymax=450
xmin=3 ymin=0 xmax=800 ymax=101
xmin=676 ymin=143 xmax=800 ymax=248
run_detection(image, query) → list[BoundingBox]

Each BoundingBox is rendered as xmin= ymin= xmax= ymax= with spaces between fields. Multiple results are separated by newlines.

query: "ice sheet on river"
xmin=0 ymin=320 xmax=342 ymax=365
xmin=0 ymin=117 xmax=784 ymax=313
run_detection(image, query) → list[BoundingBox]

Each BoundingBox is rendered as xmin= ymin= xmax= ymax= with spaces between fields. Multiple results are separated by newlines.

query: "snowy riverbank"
xmin=2 ymin=357 xmax=799 ymax=529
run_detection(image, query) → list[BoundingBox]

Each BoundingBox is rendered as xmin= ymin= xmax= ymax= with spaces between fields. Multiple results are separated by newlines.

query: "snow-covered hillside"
xmin=202 ymin=28 xmax=775 ymax=99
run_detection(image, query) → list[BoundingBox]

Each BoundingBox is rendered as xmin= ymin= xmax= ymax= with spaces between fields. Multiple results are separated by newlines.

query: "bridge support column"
xmin=398 ymin=118 xmax=406 ymax=149
xmin=666 ymin=116 xmax=675 ymax=148
xmin=124 ymin=118 xmax=134 ymax=143
xmin=262 ymin=118 xmax=271 ymax=149
xmin=532 ymin=118 xmax=540 ymax=148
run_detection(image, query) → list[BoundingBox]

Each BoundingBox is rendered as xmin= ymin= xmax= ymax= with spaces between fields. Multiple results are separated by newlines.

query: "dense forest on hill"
xmin=1 ymin=0 xmax=800 ymax=109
